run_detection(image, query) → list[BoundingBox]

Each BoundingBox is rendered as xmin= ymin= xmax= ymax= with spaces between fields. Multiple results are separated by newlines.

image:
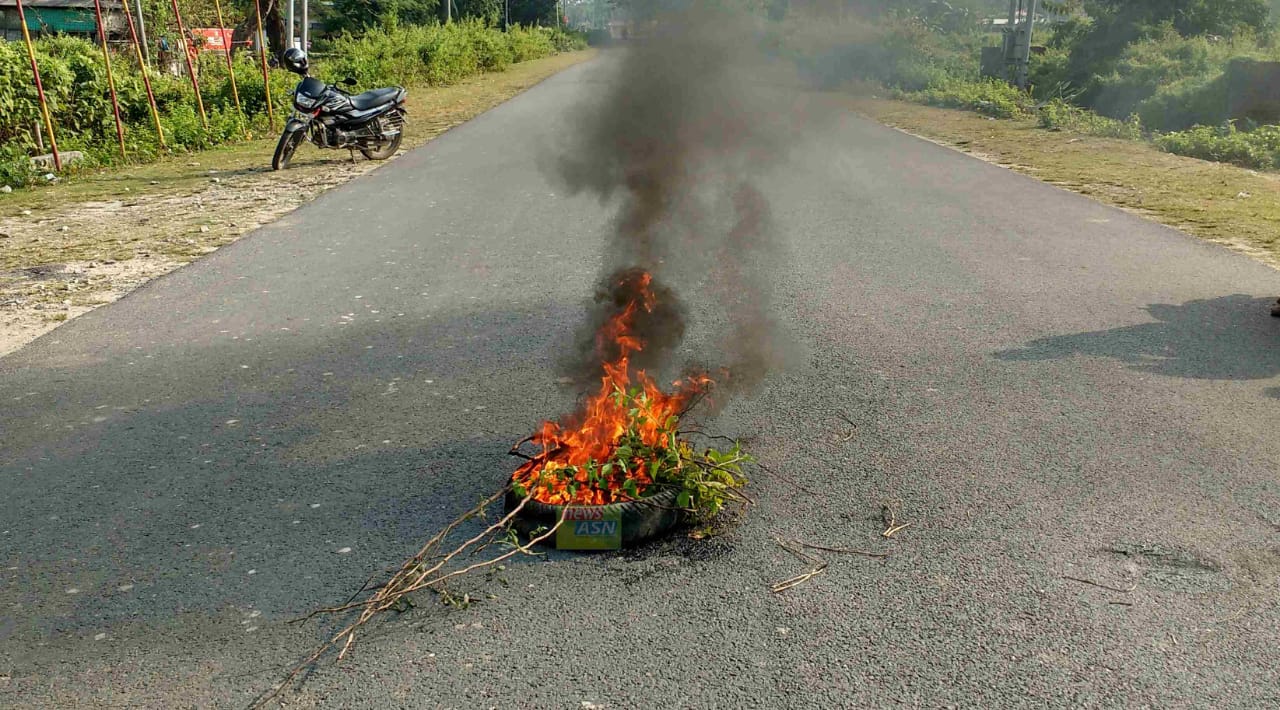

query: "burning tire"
xmin=505 ymin=487 xmax=683 ymax=548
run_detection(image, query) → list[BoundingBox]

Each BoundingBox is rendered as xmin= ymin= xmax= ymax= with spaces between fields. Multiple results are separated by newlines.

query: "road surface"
xmin=3 ymin=57 xmax=1280 ymax=708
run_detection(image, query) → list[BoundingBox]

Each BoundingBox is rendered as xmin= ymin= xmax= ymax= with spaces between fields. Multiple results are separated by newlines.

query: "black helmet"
xmin=281 ymin=47 xmax=308 ymax=75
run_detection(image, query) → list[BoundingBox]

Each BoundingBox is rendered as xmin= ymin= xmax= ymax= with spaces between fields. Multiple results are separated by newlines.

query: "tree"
xmin=508 ymin=0 xmax=557 ymax=25
xmin=323 ymin=0 xmax=441 ymax=33
xmin=1062 ymin=0 xmax=1270 ymax=90
xmin=455 ymin=0 xmax=502 ymax=23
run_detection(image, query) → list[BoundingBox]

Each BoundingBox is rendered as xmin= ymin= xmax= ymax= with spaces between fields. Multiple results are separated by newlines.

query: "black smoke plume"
xmin=556 ymin=4 xmax=801 ymax=399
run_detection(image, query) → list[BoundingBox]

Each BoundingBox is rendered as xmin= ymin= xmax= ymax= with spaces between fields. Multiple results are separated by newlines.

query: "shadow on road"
xmin=995 ymin=294 xmax=1280 ymax=384
xmin=0 ymin=303 xmax=582 ymax=642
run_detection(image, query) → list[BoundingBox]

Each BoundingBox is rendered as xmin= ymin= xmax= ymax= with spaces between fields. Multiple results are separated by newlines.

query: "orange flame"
xmin=512 ymin=270 xmax=710 ymax=506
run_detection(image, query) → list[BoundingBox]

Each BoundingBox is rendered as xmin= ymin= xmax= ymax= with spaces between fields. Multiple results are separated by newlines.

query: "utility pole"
xmin=136 ymin=0 xmax=149 ymax=64
xmin=1003 ymin=0 xmax=1038 ymax=89
xmin=445 ymin=0 xmax=451 ymax=23
xmin=301 ymin=0 xmax=308 ymax=50
xmin=287 ymin=0 xmax=295 ymax=49
xmin=504 ymin=0 xmax=509 ymax=30
xmin=1017 ymin=0 xmax=1039 ymax=89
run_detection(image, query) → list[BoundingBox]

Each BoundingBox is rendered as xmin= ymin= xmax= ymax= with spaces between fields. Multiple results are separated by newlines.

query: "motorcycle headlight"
xmin=294 ymin=94 xmax=317 ymax=110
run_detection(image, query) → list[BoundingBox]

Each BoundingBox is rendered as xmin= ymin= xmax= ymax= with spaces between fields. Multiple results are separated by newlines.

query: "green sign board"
xmin=556 ymin=507 xmax=622 ymax=551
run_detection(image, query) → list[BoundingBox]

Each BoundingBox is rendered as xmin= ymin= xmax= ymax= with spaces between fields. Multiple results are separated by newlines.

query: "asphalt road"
xmin=4 ymin=57 xmax=1280 ymax=709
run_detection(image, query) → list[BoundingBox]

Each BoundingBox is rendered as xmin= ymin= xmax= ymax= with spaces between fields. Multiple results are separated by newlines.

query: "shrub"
xmin=0 ymin=144 xmax=39 ymax=188
xmin=1155 ymin=122 xmax=1280 ymax=170
xmin=914 ymin=78 xmax=1036 ymax=119
xmin=1038 ymin=98 xmax=1145 ymax=139
xmin=1086 ymin=28 xmax=1280 ymax=129
xmin=1135 ymin=72 xmax=1230 ymax=131
xmin=1 ymin=19 xmax=572 ymax=190
xmin=421 ymin=22 xmax=482 ymax=84
xmin=472 ymin=23 xmax=515 ymax=71
xmin=550 ymin=28 xmax=588 ymax=52
xmin=507 ymin=25 xmax=556 ymax=62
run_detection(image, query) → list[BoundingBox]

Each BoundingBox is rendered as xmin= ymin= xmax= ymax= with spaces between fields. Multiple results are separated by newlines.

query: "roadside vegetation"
xmin=772 ymin=0 xmax=1280 ymax=172
xmin=1 ymin=18 xmax=585 ymax=189
xmin=0 ymin=50 xmax=594 ymax=356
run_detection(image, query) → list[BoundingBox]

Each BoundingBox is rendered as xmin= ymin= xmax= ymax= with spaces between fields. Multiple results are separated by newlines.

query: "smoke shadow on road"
xmin=994 ymin=294 xmax=1280 ymax=384
xmin=0 ymin=301 xmax=589 ymax=644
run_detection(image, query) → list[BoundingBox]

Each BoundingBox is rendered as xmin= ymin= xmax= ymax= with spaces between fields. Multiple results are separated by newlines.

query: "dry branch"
xmin=882 ymin=522 xmax=912 ymax=538
xmin=752 ymin=460 xmax=818 ymax=496
xmin=1063 ymin=575 xmax=1137 ymax=594
xmin=770 ymin=538 xmax=829 ymax=593
xmin=770 ymin=537 xmax=889 ymax=593
xmin=837 ymin=412 xmax=857 ymax=442
xmin=880 ymin=502 xmax=912 ymax=538
xmin=252 ymin=488 xmax=564 ymax=709
xmin=797 ymin=542 xmax=889 ymax=559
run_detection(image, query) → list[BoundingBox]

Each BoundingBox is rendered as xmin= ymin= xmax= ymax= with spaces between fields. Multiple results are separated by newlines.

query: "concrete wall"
xmin=1227 ymin=58 xmax=1280 ymax=125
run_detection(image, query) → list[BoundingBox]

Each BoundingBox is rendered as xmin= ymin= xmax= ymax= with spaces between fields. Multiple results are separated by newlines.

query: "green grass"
xmin=907 ymin=79 xmax=1037 ymax=119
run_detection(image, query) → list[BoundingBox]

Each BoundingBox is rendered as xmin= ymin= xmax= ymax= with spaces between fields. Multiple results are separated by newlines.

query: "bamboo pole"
xmin=92 ymin=0 xmax=128 ymax=159
xmin=253 ymin=0 xmax=275 ymax=131
xmin=14 ymin=0 xmax=61 ymax=171
xmin=170 ymin=0 xmax=208 ymax=129
xmin=119 ymin=0 xmax=166 ymax=148
xmin=211 ymin=0 xmax=247 ymax=137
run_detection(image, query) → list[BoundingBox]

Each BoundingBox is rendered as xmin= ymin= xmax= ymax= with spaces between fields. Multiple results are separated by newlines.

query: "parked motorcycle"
xmin=272 ymin=47 xmax=408 ymax=170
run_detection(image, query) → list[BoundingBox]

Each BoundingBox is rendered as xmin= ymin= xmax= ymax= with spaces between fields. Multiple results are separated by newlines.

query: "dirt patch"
xmin=0 ymin=258 xmax=181 ymax=353
xmin=0 ymin=50 xmax=596 ymax=359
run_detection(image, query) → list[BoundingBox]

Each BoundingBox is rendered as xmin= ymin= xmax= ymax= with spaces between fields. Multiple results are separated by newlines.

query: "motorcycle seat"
xmin=350 ymin=87 xmax=403 ymax=111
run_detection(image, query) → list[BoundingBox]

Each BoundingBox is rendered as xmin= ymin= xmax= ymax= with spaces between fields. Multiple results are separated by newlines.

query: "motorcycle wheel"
xmin=272 ymin=129 xmax=305 ymax=171
xmin=360 ymin=130 xmax=403 ymax=161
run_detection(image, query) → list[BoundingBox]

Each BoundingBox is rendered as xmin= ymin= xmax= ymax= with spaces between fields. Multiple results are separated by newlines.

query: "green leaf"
xmin=677 ymin=490 xmax=692 ymax=509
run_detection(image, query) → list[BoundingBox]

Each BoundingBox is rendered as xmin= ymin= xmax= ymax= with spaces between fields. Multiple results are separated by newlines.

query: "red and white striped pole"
xmin=92 ymin=0 xmax=128 ymax=159
xmin=14 ymin=0 xmax=61 ymax=171
xmin=253 ymin=0 xmax=275 ymax=131
xmin=171 ymin=0 xmax=209 ymax=130
xmin=212 ymin=0 xmax=247 ymax=137
xmin=119 ymin=0 xmax=166 ymax=148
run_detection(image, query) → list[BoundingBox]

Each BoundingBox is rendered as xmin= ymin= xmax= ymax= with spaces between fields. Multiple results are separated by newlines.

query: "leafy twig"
xmin=679 ymin=429 xmax=741 ymax=446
